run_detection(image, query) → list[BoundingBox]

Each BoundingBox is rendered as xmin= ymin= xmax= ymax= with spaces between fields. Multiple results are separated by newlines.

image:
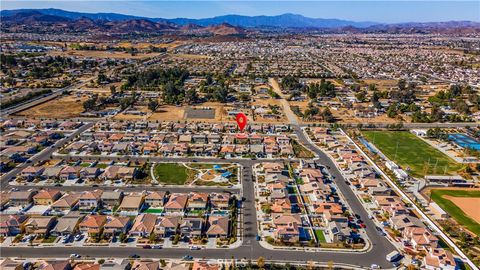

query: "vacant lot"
xmin=362 ymin=131 xmax=462 ymax=177
xmin=49 ymin=50 xmax=161 ymax=59
xmin=148 ymin=105 xmax=185 ymax=121
xmin=153 ymin=163 xmax=189 ymax=185
xmin=16 ymin=94 xmax=87 ymax=118
xmin=430 ymin=189 xmax=480 ymax=235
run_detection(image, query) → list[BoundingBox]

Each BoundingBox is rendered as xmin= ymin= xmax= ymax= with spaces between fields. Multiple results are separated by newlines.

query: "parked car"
xmin=182 ymin=255 xmax=193 ymax=261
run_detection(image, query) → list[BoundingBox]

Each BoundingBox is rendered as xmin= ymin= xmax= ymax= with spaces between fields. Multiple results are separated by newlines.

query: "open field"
xmin=15 ymin=94 xmax=88 ymax=118
xmin=117 ymin=41 xmax=185 ymax=50
xmin=362 ymin=131 xmax=463 ymax=177
xmin=360 ymin=79 xmax=397 ymax=90
xmin=48 ymin=50 xmax=161 ymax=59
xmin=153 ymin=163 xmax=189 ymax=185
xmin=171 ymin=53 xmax=211 ymax=60
xmin=148 ymin=105 xmax=185 ymax=121
xmin=331 ymin=108 xmax=404 ymax=124
xmin=430 ymin=189 xmax=480 ymax=236
xmin=113 ymin=106 xmax=150 ymax=120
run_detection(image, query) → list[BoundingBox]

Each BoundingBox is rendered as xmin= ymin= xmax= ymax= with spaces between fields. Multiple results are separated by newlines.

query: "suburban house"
xmin=117 ymin=194 xmax=145 ymax=215
xmin=51 ymin=214 xmax=83 ymax=236
xmin=164 ymin=193 xmax=188 ymax=214
xmin=20 ymin=166 xmax=44 ymax=180
xmin=101 ymin=166 xmax=136 ymax=180
xmin=101 ymin=191 xmax=124 ymax=209
xmin=0 ymin=214 xmax=28 ymax=236
xmin=274 ymin=222 xmax=300 ymax=243
xmin=103 ymin=216 xmax=131 ymax=236
xmin=59 ymin=166 xmax=82 ymax=180
xmin=187 ymin=192 xmax=209 ymax=211
xmin=209 ymin=193 xmax=231 ymax=210
xmin=179 ymin=218 xmax=203 ymax=238
xmin=206 ymin=216 xmax=229 ymax=239
xmin=79 ymin=215 xmax=107 ymax=235
xmin=327 ymin=221 xmax=349 ymax=242
xmin=78 ymin=190 xmax=103 ymax=211
xmin=129 ymin=214 xmax=157 ymax=237
xmin=423 ymin=248 xmax=457 ymax=270
xmin=402 ymin=227 xmax=439 ymax=251
xmin=24 ymin=216 xmax=55 ymax=235
xmin=8 ymin=190 xmax=36 ymax=207
xmin=50 ymin=193 xmax=81 ymax=213
xmin=144 ymin=191 xmax=166 ymax=208
xmin=33 ymin=189 xmax=61 ymax=205
xmin=154 ymin=216 xmax=181 ymax=238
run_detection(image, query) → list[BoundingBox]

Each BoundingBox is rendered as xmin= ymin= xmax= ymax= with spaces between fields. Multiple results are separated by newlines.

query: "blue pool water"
xmin=448 ymin=133 xmax=480 ymax=150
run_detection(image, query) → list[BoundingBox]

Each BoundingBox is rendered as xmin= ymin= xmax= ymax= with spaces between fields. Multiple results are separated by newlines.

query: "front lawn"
xmin=314 ymin=229 xmax=326 ymax=243
xmin=362 ymin=131 xmax=462 ymax=177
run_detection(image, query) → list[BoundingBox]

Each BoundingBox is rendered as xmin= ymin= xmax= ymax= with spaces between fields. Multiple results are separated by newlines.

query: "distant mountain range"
xmin=0 ymin=8 xmax=379 ymax=28
xmin=1 ymin=8 xmax=479 ymax=35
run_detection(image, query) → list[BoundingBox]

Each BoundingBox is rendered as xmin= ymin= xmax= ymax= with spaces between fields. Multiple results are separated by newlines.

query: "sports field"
xmin=430 ymin=189 xmax=480 ymax=236
xmin=362 ymin=131 xmax=462 ymax=177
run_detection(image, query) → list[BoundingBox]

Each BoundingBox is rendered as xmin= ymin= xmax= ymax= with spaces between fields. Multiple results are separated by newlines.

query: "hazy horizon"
xmin=1 ymin=1 xmax=479 ymax=23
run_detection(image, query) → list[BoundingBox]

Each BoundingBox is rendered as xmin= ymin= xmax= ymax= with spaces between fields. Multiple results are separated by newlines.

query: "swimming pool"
xmin=448 ymin=133 xmax=480 ymax=150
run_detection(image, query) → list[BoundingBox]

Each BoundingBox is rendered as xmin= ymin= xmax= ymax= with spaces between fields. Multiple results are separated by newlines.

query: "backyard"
xmin=362 ymin=131 xmax=463 ymax=177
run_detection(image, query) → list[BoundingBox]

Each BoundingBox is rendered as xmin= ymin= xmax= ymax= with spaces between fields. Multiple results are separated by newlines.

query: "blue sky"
xmin=2 ymin=1 xmax=479 ymax=23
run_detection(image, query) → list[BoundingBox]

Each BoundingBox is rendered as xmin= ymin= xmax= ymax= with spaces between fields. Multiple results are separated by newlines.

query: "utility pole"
xmin=394 ymin=140 xmax=399 ymax=161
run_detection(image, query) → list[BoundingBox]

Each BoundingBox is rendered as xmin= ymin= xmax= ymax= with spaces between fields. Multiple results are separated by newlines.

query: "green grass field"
xmin=314 ymin=229 xmax=326 ymax=243
xmin=430 ymin=189 xmax=480 ymax=236
xmin=153 ymin=163 xmax=188 ymax=185
xmin=362 ymin=131 xmax=463 ymax=177
xmin=144 ymin=208 xmax=164 ymax=214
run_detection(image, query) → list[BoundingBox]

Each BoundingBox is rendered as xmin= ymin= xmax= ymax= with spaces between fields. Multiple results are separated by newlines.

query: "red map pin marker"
xmin=236 ymin=112 xmax=247 ymax=132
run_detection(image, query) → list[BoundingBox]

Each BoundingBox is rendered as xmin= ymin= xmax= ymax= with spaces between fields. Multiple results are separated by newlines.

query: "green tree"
xmin=148 ymin=99 xmax=159 ymax=112
xmin=257 ymin=256 xmax=265 ymax=269
xmin=185 ymin=88 xmax=199 ymax=104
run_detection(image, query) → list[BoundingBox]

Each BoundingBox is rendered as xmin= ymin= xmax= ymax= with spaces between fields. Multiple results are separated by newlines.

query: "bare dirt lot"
xmin=117 ymin=41 xmax=185 ymax=50
xmin=443 ymin=196 xmax=480 ymax=223
xmin=16 ymin=94 xmax=88 ymax=118
xmin=49 ymin=50 xmax=161 ymax=59
xmin=148 ymin=105 xmax=185 ymax=121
